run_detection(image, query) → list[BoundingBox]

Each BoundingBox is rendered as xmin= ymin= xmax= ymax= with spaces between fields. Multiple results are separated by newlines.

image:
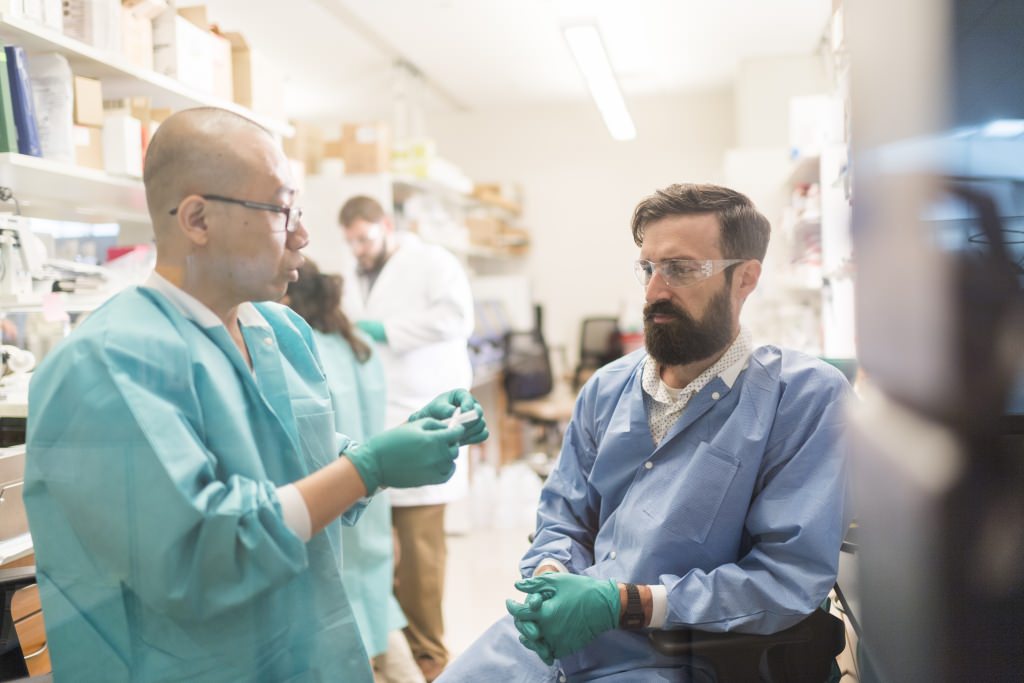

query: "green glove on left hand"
xmin=345 ymin=418 xmax=464 ymax=493
xmin=505 ymin=573 xmax=620 ymax=662
xmin=408 ymin=389 xmax=489 ymax=445
xmin=356 ymin=319 xmax=387 ymax=343
xmin=509 ymin=593 xmax=555 ymax=665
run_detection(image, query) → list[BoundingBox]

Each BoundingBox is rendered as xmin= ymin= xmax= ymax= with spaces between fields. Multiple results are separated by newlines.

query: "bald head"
xmin=144 ymin=108 xmax=277 ymax=235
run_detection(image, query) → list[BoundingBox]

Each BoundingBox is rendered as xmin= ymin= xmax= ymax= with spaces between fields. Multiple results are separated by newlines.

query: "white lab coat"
xmin=347 ymin=233 xmax=475 ymax=506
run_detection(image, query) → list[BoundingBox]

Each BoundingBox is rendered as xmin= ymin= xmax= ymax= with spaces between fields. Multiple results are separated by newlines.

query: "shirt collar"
xmin=142 ymin=272 xmax=268 ymax=330
xmin=642 ymin=327 xmax=752 ymax=405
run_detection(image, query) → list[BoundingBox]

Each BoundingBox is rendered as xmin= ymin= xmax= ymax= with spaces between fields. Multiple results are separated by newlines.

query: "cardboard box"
xmin=496 ymin=225 xmax=531 ymax=255
xmin=121 ymin=5 xmax=154 ymax=71
xmin=224 ymin=32 xmax=285 ymax=122
xmin=102 ymin=112 xmax=143 ymax=177
xmin=209 ymin=33 xmax=232 ymax=102
xmin=341 ymin=122 xmax=390 ymax=174
xmin=72 ymin=75 xmax=103 ymax=127
xmin=63 ymin=0 xmax=121 ymax=52
xmin=322 ymin=139 xmax=343 ymax=159
xmin=283 ymin=121 xmax=325 ymax=175
xmin=73 ymin=124 xmax=103 ymax=170
xmin=122 ymin=0 xmax=166 ymax=20
xmin=129 ymin=98 xmax=170 ymax=159
xmin=6 ymin=0 xmax=62 ymax=29
xmin=465 ymin=215 xmax=504 ymax=247
xmin=472 ymin=182 xmax=523 ymax=215
xmin=152 ymin=9 xmax=232 ymax=99
xmin=174 ymin=3 xmax=207 ymax=28
xmin=176 ymin=6 xmax=232 ymax=101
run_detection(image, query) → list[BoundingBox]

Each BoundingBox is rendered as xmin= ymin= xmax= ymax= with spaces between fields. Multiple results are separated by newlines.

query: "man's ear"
xmin=175 ymin=195 xmax=211 ymax=246
xmin=734 ymin=259 xmax=762 ymax=303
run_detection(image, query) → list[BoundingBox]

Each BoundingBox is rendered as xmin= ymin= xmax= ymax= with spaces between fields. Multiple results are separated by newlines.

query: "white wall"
xmin=735 ymin=54 xmax=829 ymax=148
xmin=426 ymin=89 xmax=735 ymax=366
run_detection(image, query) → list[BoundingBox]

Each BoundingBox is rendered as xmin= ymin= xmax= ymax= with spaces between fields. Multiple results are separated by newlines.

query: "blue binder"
xmin=4 ymin=45 xmax=41 ymax=157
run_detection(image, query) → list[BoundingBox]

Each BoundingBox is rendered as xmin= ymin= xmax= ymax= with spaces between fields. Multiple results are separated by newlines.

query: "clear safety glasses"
xmin=345 ymin=223 xmax=383 ymax=249
xmin=633 ymin=258 xmax=746 ymax=288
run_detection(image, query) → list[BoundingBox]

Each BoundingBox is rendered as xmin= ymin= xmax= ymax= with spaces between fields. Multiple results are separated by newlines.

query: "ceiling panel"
xmin=194 ymin=0 xmax=832 ymax=121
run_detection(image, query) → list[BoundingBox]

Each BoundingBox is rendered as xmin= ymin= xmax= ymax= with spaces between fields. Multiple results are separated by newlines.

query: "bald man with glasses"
xmin=23 ymin=107 xmax=488 ymax=683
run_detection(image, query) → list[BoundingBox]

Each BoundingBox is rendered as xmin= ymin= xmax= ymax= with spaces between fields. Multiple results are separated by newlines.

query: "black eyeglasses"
xmin=170 ymin=194 xmax=303 ymax=233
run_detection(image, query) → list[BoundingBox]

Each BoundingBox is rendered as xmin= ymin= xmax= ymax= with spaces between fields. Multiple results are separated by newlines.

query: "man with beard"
xmin=340 ymin=195 xmax=475 ymax=681
xmin=439 ymin=183 xmax=850 ymax=682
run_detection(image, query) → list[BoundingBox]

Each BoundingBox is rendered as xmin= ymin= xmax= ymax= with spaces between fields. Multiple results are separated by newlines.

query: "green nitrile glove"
xmin=356 ymin=319 xmax=387 ymax=343
xmin=346 ymin=418 xmax=465 ymax=493
xmin=507 ymin=593 xmax=555 ymax=665
xmin=507 ymin=573 xmax=620 ymax=661
xmin=408 ymin=389 xmax=489 ymax=446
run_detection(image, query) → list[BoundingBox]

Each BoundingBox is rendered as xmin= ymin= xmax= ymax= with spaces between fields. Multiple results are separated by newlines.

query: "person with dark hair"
xmin=22 ymin=107 xmax=488 ymax=682
xmin=285 ymin=260 xmax=425 ymax=683
xmin=440 ymin=183 xmax=850 ymax=682
xmin=340 ymin=195 xmax=475 ymax=681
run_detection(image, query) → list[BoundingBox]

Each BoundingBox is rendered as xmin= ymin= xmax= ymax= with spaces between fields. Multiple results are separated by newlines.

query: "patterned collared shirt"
xmin=641 ymin=328 xmax=753 ymax=444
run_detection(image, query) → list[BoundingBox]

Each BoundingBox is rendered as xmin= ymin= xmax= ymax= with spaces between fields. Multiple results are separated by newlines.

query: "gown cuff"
xmin=648 ymin=584 xmax=668 ymax=628
xmin=532 ymin=557 xmax=569 ymax=576
xmin=276 ymin=484 xmax=312 ymax=542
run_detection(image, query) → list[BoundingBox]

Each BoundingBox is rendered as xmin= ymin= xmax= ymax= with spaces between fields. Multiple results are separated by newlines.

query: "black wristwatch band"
xmin=619 ymin=583 xmax=645 ymax=630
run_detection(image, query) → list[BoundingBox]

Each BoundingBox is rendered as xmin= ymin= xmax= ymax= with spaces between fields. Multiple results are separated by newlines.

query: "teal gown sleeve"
xmin=27 ymin=330 xmax=309 ymax=622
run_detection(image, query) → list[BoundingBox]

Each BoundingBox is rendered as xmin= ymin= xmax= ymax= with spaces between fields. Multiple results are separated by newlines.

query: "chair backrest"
xmin=578 ymin=317 xmax=623 ymax=367
xmin=573 ymin=317 xmax=623 ymax=389
xmin=503 ymin=330 xmax=554 ymax=402
xmin=10 ymin=585 xmax=48 ymax=677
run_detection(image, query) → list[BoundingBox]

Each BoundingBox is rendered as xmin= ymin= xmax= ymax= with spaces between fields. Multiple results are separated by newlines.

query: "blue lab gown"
xmin=314 ymin=330 xmax=407 ymax=658
xmin=440 ymin=346 xmax=851 ymax=682
xmin=23 ymin=286 xmax=372 ymax=682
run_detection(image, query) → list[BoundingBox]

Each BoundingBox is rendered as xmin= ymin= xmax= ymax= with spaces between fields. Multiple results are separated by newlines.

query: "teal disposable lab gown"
xmin=314 ymin=329 xmax=407 ymax=658
xmin=23 ymin=286 xmax=372 ymax=682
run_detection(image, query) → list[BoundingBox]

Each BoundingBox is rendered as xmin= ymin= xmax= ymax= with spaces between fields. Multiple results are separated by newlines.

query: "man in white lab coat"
xmin=340 ymin=195 xmax=475 ymax=681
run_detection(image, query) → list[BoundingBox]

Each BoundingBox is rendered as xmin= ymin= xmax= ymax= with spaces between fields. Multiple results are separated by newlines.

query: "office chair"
xmin=503 ymin=330 xmax=554 ymax=402
xmin=648 ymin=526 xmax=862 ymax=683
xmin=502 ymin=329 xmax=575 ymax=476
xmin=648 ymin=604 xmax=845 ymax=683
xmin=0 ymin=566 xmax=50 ymax=682
xmin=572 ymin=317 xmax=623 ymax=391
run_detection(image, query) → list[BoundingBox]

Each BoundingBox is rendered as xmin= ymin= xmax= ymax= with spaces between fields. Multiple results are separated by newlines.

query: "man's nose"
xmin=288 ymin=218 xmax=310 ymax=249
xmin=645 ymin=271 xmax=673 ymax=302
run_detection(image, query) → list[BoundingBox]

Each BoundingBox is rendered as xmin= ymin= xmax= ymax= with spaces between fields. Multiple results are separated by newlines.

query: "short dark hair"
xmin=630 ymin=183 xmax=771 ymax=262
xmin=339 ymin=195 xmax=386 ymax=228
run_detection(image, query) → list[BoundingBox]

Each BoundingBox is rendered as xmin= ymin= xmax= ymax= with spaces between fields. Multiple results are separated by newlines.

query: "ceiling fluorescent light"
xmin=563 ymin=24 xmax=636 ymax=141
xmin=981 ymin=119 xmax=1024 ymax=138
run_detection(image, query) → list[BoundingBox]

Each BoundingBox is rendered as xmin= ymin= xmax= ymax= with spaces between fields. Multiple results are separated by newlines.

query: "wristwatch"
xmin=619 ymin=583 xmax=645 ymax=630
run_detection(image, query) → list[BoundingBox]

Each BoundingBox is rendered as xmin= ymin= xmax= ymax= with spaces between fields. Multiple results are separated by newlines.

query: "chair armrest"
xmin=649 ymin=608 xmax=841 ymax=654
xmin=648 ymin=608 xmax=845 ymax=682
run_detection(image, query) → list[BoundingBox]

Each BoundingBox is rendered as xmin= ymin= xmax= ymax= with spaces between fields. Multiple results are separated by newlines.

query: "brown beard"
xmin=643 ymin=285 xmax=733 ymax=366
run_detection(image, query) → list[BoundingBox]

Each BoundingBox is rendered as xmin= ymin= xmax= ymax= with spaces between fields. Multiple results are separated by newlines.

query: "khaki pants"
xmin=392 ymin=504 xmax=448 ymax=669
